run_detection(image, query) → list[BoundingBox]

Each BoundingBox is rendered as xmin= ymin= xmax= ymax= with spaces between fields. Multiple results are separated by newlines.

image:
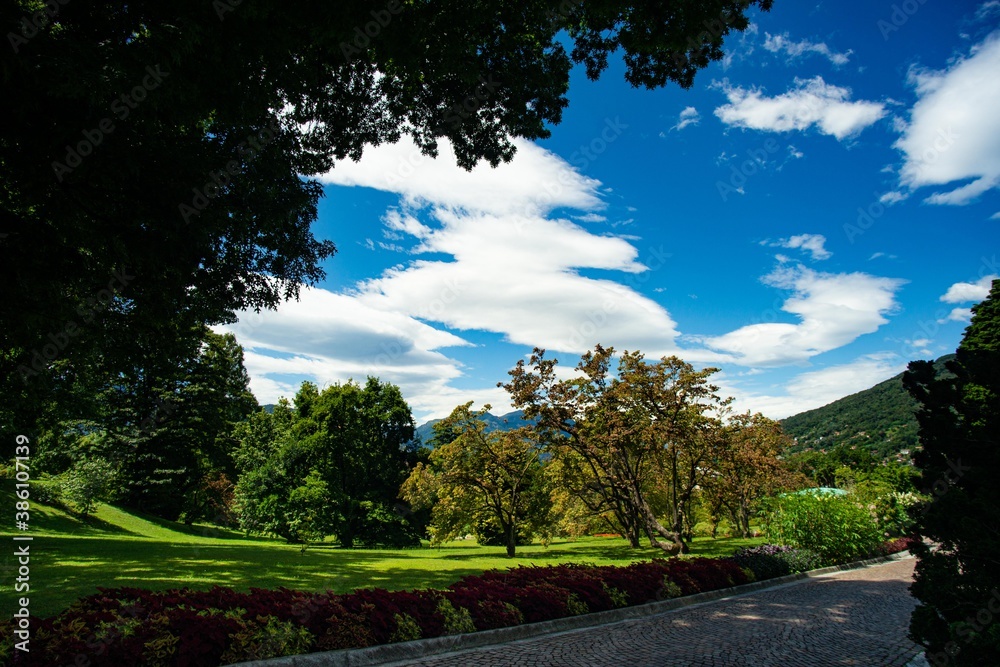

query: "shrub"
xmin=389 ymin=613 xmax=422 ymax=643
xmin=437 ymin=598 xmax=475 ymax=635
xmin=60 ymin=458 xmax=118 ymax=515
xmin=31 ymin=477 xmax=65 ymax=506
xmin=218 ymin=615 xmax=313 ymax=664
xmin=762 ymin=491 xmax=885 ymax=564
xmin=778 ymin=548 xmax=825 ymax=573
xmin=730 ymin=544 xmax=795 ymax=580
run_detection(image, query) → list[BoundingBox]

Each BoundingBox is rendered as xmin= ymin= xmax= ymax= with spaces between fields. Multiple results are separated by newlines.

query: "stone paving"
xmin=385 ymin=558 xmax=921 ymax=667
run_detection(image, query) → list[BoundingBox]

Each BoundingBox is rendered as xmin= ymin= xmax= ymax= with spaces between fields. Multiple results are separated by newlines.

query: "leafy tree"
xmin=2 ymin=0 xmax=771 ymax=414
xmin=16 ymin=326 xmax=257 ymax=521
xmin=234 ymin=378 xmax=422 ymax=546
xmin=115 ymin=329 xmax=258 ymax=520
xmin=904 ymin=280 xmax=1000 ymax=665
xmin=502 ymin=346 xmax=726 ymax=554
xmin=401 ymin=403 xmax=551 ymax=557
xmin=59 ymin=457 xmax=118 ymax=515
xmin=705 ymin=412 xmax=801 ymax=538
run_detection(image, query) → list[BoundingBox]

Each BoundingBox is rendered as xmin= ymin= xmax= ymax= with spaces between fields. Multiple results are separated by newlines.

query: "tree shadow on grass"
xmin=0 ymin=487 xmax=138 ymax=537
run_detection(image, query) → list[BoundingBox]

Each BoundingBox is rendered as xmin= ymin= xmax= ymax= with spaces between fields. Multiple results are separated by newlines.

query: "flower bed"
xmin=0 ymin=540 xmax=916 ymax=666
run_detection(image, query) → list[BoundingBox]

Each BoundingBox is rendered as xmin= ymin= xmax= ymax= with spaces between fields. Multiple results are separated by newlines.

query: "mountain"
xmin=779 ymin=354 xmax=954 ymax=460
xmin=414 ymin=409 xmax=534 ymax=446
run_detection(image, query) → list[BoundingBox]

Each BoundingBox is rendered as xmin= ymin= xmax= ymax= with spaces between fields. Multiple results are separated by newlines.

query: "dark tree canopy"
xmin=904 ymin=279 xmax=1000 ymax=664
xmin=1 ymin=0 xmax=771 ymax=402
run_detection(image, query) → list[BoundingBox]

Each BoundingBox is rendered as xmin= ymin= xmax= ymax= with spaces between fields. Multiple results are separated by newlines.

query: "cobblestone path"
xmin=388 ymin=558 xmax=921 ymax=667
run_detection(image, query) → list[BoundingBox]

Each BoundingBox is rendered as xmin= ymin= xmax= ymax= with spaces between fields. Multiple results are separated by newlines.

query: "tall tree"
xmin=904 ymin=280 xmax=1000 ymax=665
xmin=2 ymin=0 xmax=772 ymax=412
xmin=704 ymin=412 xmax=800 ymax=538
xmin=401 ymin=403 xmax=551 ymax=557
xmin=234 ymin=378 xmax=421 ymax=546
xmin=502 ymin=345 xmax=726 ymax=554
xmin=117 ymin=328 xmax=258 ymax=519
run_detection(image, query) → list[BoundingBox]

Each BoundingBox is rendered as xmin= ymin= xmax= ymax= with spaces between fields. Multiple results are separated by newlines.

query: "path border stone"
xmin=229 ymin=551 xmax=915 ymax=667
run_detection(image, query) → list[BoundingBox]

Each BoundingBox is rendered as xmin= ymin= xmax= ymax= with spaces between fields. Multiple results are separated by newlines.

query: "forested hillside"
xmin=780 ymin=354 xmax=954 ymax=459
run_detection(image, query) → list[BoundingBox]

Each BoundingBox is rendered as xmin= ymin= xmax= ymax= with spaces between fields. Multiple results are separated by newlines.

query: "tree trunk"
xmin=640 ymin=501 xmax=683 ymax=555
xmin=505 ymin=523 xmax=516 ymax=558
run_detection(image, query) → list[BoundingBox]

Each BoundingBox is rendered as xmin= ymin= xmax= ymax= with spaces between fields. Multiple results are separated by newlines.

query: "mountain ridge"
xmin=779 ymin=353 xmax=954 ymax=459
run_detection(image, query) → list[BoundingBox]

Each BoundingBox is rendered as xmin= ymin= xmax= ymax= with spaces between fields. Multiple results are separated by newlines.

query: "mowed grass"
xmin=0 ymin=486 xmax=763 ymax=618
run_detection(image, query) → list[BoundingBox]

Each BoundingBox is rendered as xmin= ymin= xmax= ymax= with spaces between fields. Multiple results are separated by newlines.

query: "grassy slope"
xmin=0 ymin=487 xmax=762 ymax=618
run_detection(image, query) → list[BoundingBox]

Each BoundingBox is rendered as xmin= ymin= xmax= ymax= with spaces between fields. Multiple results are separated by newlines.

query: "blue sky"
xmin=220 ymin=0 xmax=1000 ymax=423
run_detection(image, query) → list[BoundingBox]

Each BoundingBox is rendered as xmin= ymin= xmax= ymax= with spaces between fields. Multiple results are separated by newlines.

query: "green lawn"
xmin=0 ymin=487 xmax=763 ymax=618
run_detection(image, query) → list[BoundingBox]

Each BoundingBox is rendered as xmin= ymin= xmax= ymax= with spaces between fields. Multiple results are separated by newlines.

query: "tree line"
xmin=15 ymin=332 xmax=929 ymax=560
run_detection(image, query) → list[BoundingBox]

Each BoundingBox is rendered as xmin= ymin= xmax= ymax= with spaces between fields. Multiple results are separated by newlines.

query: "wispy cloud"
xmin=671 ymin=106 xmax=701 ymax=131
xmin=765 ymin=233 xmax=832 ymax=261
xmin=702 ymin=264 xmax=906 ymax=366
xmin=763 ymin=32 xmax=853 ymax=66
xmin=724 ymin=353 xmax=907 ymax=419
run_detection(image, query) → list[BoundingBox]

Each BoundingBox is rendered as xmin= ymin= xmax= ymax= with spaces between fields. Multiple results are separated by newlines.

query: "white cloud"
xmin=894 ymin=31 xmax=1000 ymax=204
xmin=226 ymin=136 xmax=727 ymax=420
xmin=727 ymin=353 xmax=907 ymax=419
xmin=671 ymin=106 xmax=701 ymax=131
xmin=355 ymin=208 xmax=688 ymax=358
xmin=762 ymin=32 xmax=853 ymax=66
xmin=316 ymin=136 xmax=603 ymax=216
xmin=940 ymin=274 xmax=998 ymax=302
xmin=938 ymin=307 xmax=973 ymax=324
xmin=714 ymin=76 xmax=886 ymax=140
xmin=702 ymin=264 xmax=906 ymax=366
xmin=879 ymin=190 xmax=907 ymax=204
xmin=991 ymin=211 xmax=1000 ymax=220
xmin=216 ymin=286 xmax=488 ymax=415
xmin=767 ymin=233 xmax=832 ymax=260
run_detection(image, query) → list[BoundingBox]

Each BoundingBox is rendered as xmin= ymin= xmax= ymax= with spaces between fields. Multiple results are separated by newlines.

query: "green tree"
xmin=401 ymin=403 xmax=551 ymax=557
xmin=904 ymin=280 xmax=1000 ymax=665
xmin=502 ymin=346 xmax=726 ymax=554
xmin=705 ymin=412 xmax=801 ymax=538
xmin=234 ymin=378 xmax=422 ymax=546
xmin=116 ymin=329 xmax=258 ymax=520
xmin=60 ymin=458 xmax=118 ymax=515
